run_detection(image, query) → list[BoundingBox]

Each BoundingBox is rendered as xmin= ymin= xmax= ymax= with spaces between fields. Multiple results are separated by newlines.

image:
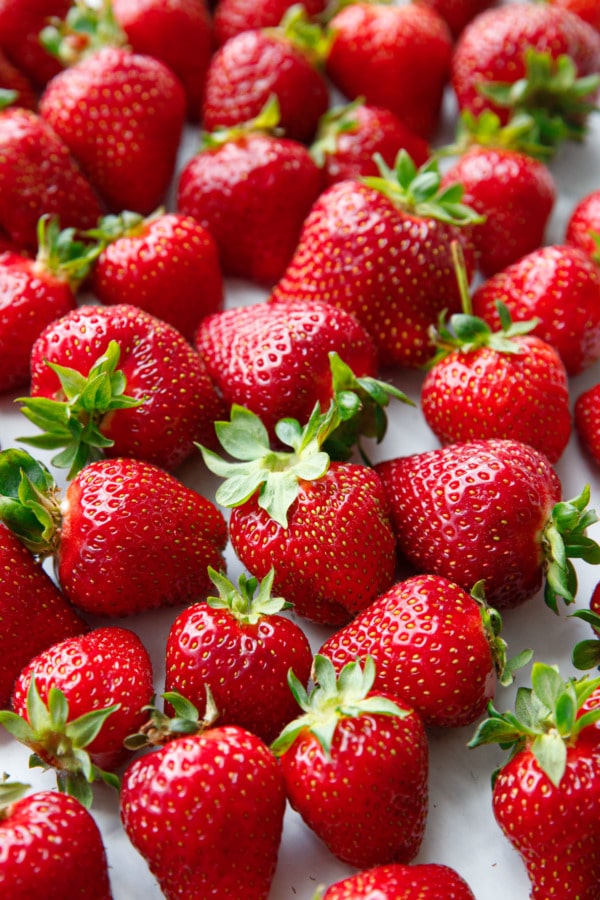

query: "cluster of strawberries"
xmin=2 ymin=0 xmax=600 ymax=898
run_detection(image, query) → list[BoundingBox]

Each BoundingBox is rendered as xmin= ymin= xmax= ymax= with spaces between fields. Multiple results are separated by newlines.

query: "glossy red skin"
xmin=566 ymin=189 xmax=600 ymax=261
xmin=213 ymin=0 xmax=327 ymax=46
xmin=39 ymin=47 xmax=186 ymax=215
xmin=0 ymin=108 xmax=103 ymax=253
xmin=230 ymin=463 xmax=397 ymax=626
xmin=421 ymin=334 xmax=572 ymax=464
xmin=0 ymin=524 xmax=86 ymax=710
xmin=493 ymin=687 xmax=600 ymax=900
xmin=271 ymin=179 xmax=476 ymax=368
xmin=195 ymin=298 xmax=379 ymax=440
xmin=0 ymin=790 xmax=112 ymax=898
xmin=277 ymin=697 xmax=428 ymax=868
xmin=0 ymin=0 xmax=70 ymax=87
xmin=376 ymin=439 xmax=563 ymax=610
xmin=416 ymin=0 xmax=497 ymax=40
xmin=442 ymin=145 xmax=556 ymax=277
xmin=575 ymin=382 xmax=600 ymax=466
xmin=320 ymin=574 xmax=497 ymax=728
xmin=0 ymin=50 xmax=37 ymax=109
xmin=0 ymin=252 xmax=77 ymax=392
xmin=471 ymin=244 xmax=600 ymax=376
xmin=323 ymin=862 xmax=476 ymax=899
xmin=202 ymin=29 xmax=329 ymax=143
xmin=12 ymin=626 xmax=154 ymax=771
xmin=165 ymin=602 xmax=313 ymax=744
xmin=120 ymin=726 xmax=286 ymax=900
xmin=326 ymin=3 xmax=453 ymax=140
xmin=91 ymin=213 xmax=224 ymax=342
xmin=57 ymin=458 xmax=228 ymax=617
xmin=550 ymin=0 xmax=600 ymax=32
xmin=177 ymin=134 xmax=324 ymax=285
xmin=29 ymin=303 xmax=225 ymax=471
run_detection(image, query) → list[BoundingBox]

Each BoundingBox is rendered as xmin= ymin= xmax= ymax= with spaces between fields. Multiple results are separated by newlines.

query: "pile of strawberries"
xmin=2 ymin=0 xmax=600 ymax=897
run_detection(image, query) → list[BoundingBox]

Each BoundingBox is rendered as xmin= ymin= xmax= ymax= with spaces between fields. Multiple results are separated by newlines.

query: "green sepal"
xmin=84 ymin=209 xmax=148 ymax=246
xmin=0 ymin=449 xmax=61 ymax=556
xmin=310 ymin=96 xmax=365 ymax=168
xmin=470 ymin=581 xmax=532 ymax=688
xmin=201 ymin=95 xmax=283 ymax=150
xmin=206 ymin=566 xmax=292 ymax=624
xmin=40 ymin=0 xmax=128 ymax=65
xmin=0 ymin=778 xmax=31 ymax=815
xmin=0 ymin=89 xmax=18 ymax=110
xmin=438 ymin=108 xmax=557 ymax=162
xmin=274 ymin=3 xmax=333 ymax=68
xmin=123 ymin=688 xmax=220 ymax=750
xmin=571 ymin=608 xmax=600 ymax=670
xmin=34 ymin=214 xmax=103 ymax=287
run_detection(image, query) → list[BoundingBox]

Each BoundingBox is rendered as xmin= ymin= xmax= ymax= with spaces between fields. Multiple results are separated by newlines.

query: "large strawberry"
xmin=319 ymin=862 xmax=476 ymax=900
xmin=469 ymin=662 xmax=600 ymax=899
xmin=375 ymin=438 xmax=600 ymax=611
xmin=271 ymin=150 xmax=482 ymax=368
xmin=0 ymin=449 xmax=228 ymax=617
xmin=271 ymin=655 xmax=429 ymax=868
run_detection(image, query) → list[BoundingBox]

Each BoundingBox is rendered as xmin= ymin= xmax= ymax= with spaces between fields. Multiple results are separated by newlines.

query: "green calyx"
xmin=310 ymin=96 xmax=365 ymax=168
xmin=17 ymin=339 xmax=143 ymax=480
xmin=124 ymin=688 xmax=219 ymax=751
xmin=0 ymin=680 xmax=120 ymax=809
xmin=271 ymin=654 xmax=407 ymax=757
xmin=34 ymin=214 xmax=103 ymax=288
xmin=471 ymin=581 xmax=533 ymax=687
xmin=83 ymin=209 xmax=149 ymax=246
xmin=40 ymin=0 xmax=128 ymax=66
xmin=541 ymin=485 xmax=600 ymax=613
xmin=206 ymin=566 xmax=291 ymax=625
xmin=0 ymin=776 xmax=31 ymax=818
xmin=0 ymin=89 xmax=18 ymax=110
xmin=570 ymin=608 xmax=600 ymax=671
xmin=439 ymin=109 xmax=558 ymax=162
xmin=200 ymin=95 xmax=283 ymax=150
xmin=271 ymin=3 xmax=333 ymax=67
xmin=469 ymin=662 xmax=600 ymax=787
xmin=0 ymin=449 xmax=61 ymax=557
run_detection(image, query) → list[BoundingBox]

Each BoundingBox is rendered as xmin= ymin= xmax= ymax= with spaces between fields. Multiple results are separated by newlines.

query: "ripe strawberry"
xmin=575 ymin=382 xmax=600 ymax=467
xmin=0 ymin=523 xmax=87 ymax=710
xmin=375 ymin=438 xmax=600 ymax=611
xmin=0 ymin=107 xmax=103 ymax=253
xmin=0 ymin=782 xmax=112 ymax=898
xmin=471 ymin=243 xmax=600 ymax=375
xmin=325 ymin=1 xmax=453 ymax=140
xmin=565 ymin=187 xmax=600 ymax=263
xmin=214 ymin=0 xmax=327 ymax=46
xmin=0 ymin=51 xmax=37 ymax=110
xmin=199 ymin=403 xmax=398 ymax=626
xmin=0 ymin=0 xmax=70 ymax=87
xmin=165 ymin=567 xmax=313 ymax=744
xmin=0 ymin=449 xmax=228 ymax=617
xmin=320 ymin=862 xmax=476 ymax=900
xmin=549 ymin=0 xmax=600 ymax=32
xmin=88 ymin=210 xmax=224 ymax=341
xmin=202 ymin=6 xmax=330 ymax=142
xmin=320 ymin=575 xmax=530 ymax=729
xmin=18 ymin=303 xmax=225 ymax=475
xmin=177 ymin=100 xmax=324 ymax=285
xmin=310 ymin=98 xmax=431 ymax=188
xmin=469 ymin=662 xmax=600 ymax=899
xmin=416 ymin=0 xmax=497 ymax=40
xmin=271 ymin=150 xmax=481 ymax=368
xmin=271 ymin=655 xmax=429 ymax=868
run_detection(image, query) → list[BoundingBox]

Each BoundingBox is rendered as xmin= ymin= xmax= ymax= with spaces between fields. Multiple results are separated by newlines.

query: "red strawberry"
xmin=202 ymin=6 xmax=330 ymax=142
xmin=18 ymin=303 xmax=225 ymax=475
xmin=549 ymin=0 xmax=600 ymax=32
xmin=575 ymin=382 xmax=600 ymax=467
xmin=0 ymin=107 xmax=103 ymax=253
xmin=416 ymin=0 xmax=497 ymax=40
xmin=271 ymin=655 xmax=429 ymax=868
xmin=471 ymin=243 xmax=600 ymax=375
xmin=165 ymin=567 xmax=313 ymax=744
xmin=325 ymin=2 xmax=453 ymax=140
xmin=375 ymin=438 xmax=600 ymax=611
xmin=320 ymin=862 xmax=476 ymax=900
xmin=469 ymin=662 xmax=600 ymax=900
xmin=271 ymin=150 xmax=481 ymax=368
xmin=89 ymin=210 xmax=224 ymax=342
xmin=0 ymin=522 xmax=87 ymax=710
xmin=0 ymin=449 xmax=228 ymax=617
xmin=0 ymin=0 xmax=70 ymax=87
xmin=177 ymin=101 xmax=324 ymax=285
xmin=0 ymin=782 xmax=112 ymax=897
xmin=0 ymin=51 xmax=37 ymax=110
xmin=213 ymin=0 xmax=327 ymax=46
xmin=565 ymin=187 xmax=600 ymax=263
xmin=320 ymin=575 xmax=529 ymax=729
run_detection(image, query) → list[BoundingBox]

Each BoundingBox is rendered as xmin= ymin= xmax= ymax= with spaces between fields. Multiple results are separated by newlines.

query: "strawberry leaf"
xmin=531 ymin=732 xmax=567 ymax=787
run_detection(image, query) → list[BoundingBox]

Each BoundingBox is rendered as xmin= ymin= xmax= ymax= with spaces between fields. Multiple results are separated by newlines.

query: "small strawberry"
xmin=271 ymin=654 xmax=429 ymax=868
xmin=0 ymin=781 xmax=112 ymax=897
xmin=325 ymin=1 xmax=453 ymax=140
xmin=565 ymin=187 xmax=600 ymax=263
xmin=469 ymin=662 xmax=600 ymax=900
xmin=375 ymin=438 xmax=600 ymax=611
xmin=0 ymin=0 xmax=70 ymax=87
xmin=213 ymin=0 xmax=327 ymax=47
xmin=0 ymin=449 xmax=228 ymax=617
xmin=88 ymin=210 xmax=224 ymax=342
xmin=575 ymin=382 xmax=600 ymax=467
xmin=319 ymin=862 xmax=476 ymax=900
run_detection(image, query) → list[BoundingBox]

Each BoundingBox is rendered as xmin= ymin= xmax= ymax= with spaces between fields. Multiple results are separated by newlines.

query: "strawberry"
xmin=319 ymin=862 xmax=476 ymax=900
xmin=0 ymin=0 xmax=70 ymax=87
xmin=271 ymin=150 xmax=481 ymax=368
xmin=88 ymin=210 xmax=224 ymax=342
xmin=214 ymin=0 xmax=327 ymax=46
xmin=177 ymin=100 xmax=324 ymax=285
xmin=165 ymin=567 xmax=313 ymax=744
xmin=0 ymin=51 xmax=37 ymax=110
xmin=0 ymin=781 xmax=112 ymax=897
xmin=120 ymin=694 xmax=286 ymax=900
xmin=469 ymin=662 xmax=600 ymax=900
xmin=310 ymin=98 xmax=431 ymax=188
xmin=202 ymin=6 xmax=330 ymax=142
xmin=375 ymin=438 xmax=600 ymax=611
xmin=0 ymin=106 xmax=103 ymax=253
xmin=18 ymin=303 xmax=225 ymax=475
xmin=0 ymin=449 xmax=228 ymax=617
xmin=548 ymin=0 xmax=600 ymax=32
xmin=0 ymin=523 xmax=86 ymax=710
xmin=575 ymin=382 xmax=600 ymax=467
xmin=319 ymin=575 xmax=530 ymax=729
xmin=471 ymin=243 xmax=600 ymax=375
xmin=416 ymin=0 xmax=497 ymax=40
xmin=271 ymin=655 xmax=429 ymax=868
xmin=325 ymin=1 xmax=453 ymax=140
xmin=565 ymin=187 xmax=600 ymax=263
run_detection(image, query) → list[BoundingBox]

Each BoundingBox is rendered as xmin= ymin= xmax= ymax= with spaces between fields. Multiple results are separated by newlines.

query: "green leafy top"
xmin=469 ymin=662 xmax=600 ymax=787
xmin=471 ymin=581 xmax=533 ymax=687
xmin=33 ymin=214 xmax=103 ymax=287
xmin=570 ymin=607 xmax=600 ymax=671
xmin=0 ymin=776 xmax=31 ymax=818
xmin=206 ymin=566 xmax=292 ymax=625
xmin=309 ymin=96 xmax=366 ymax=167
xmin=124 ymin=689 xmax=219 ymax=751
xmin=83 ymin=209 xmax=151 ymax=245
xmin=40 ymin=0 xmax=128 ymax=65
xmin=200 ymin=95 xmax=283 ymax=150
xmin=270 ymin=3 xmax=333 ymax=67
xmin=0 ymin=449 xmax=61 ymax=557
xmin=0 ymin=89 xmax=18 ymax=111
xmin=440 ymin=108 xmax=559 ymax=162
